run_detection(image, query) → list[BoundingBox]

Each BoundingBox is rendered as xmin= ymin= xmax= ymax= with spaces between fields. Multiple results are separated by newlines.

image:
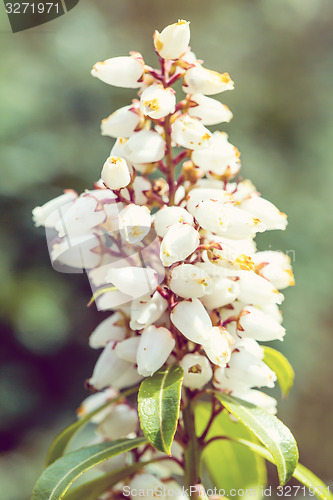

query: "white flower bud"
xmin=171 ymin=115 xmax=212 ymax=150
xmin=170 ymin=298 xmax=212 ymax=344
xmin=253 ymin=251 xmax=295 ymax=289
xmin=186 ymin=187 xmax=234 ymax=215
xmin=228 ymin=349 xmax=277 ymax=388
xmin=192 ymin=131 xmax=241 ymax=177
xmin=130 ymin=292 xmax=168 ymax=330
xmin=89 ymin=312 xmax=127 ymax=349
xmin=106 ymin=266 xmax=158 ymax=298
xmin=154 ymin=20 xmax=190 ymax=60
xmin=233 ymin=337 xmax=264 ymax=359
xmin=202 ymin=326 xmax=234 ymax=367
xmin=237 ymin=305 xmax=285 ymax=341
xmin=237 ymin=270 xmax=284 ymax=305
xmin=231 ymin=389 xmax=277 ymax=414
xmin=140 ymin=83 xmax=176 ymax=119
xmin=101 ymin=104 xmax=140 ymax=138
xmin=115 ymin=337 xmax=140 ymax=363
xmin=55 ymin=195 xmax=106 ymax=238
xmin=193 ymin=200 xmax=265 ymax=239
xmin=180 ymin=353 xmax=213 ymax=389
xmin=50 ymin=232 xmax=101 ymax=270
xmin=188 ymin=94 xmax=233 ymax=125
xmin=112 ymin=363 xmax=143 ymax=390
xmin=160 ymin=222 xmax=200 ymax=266
xmin=137 ymin=325 xmax=175 ymax=376
xmin=131 ymin=176 xmax=151 ymax=205
xmin=119 ymin=204 xmax=151 ymax=244
xmin=169 ymin=264 xmax=213 ymax=299
xmin=77 ymin=388 xmax=117 ymax=423
xmin=154 ymin=206 xmax=194 ymax=238
xmin=91 ymin=53 xmax=144 ymax=88
xmin=97 ymin=404 xmax=138 ymax=439
xmin=32 ymin=190 xmax=77 ymax=228
xmin=101 ymin=156 xmax=131 ymax=190
xmin=253 ymin=303 xmax=283 ymax=324
xmin=201 ymin=278 xmax=239 ymax=309
xmin=129 ymin=474 xmax=166 ymax=500
xmin=88 ymin=343 xmax=133 ymax=390
xmin=124 ymin=130 xmax=165 ymax=164
xmin=240 ymin=195 xmax=287 ymax=231
xmin=183 ymin=64 xmax=234 ymax=95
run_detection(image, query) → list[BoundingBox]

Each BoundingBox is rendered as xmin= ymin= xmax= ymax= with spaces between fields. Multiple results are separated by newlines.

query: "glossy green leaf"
xmin=195 ymin=402 xmax=266 ymax=500
xmin=214 ymin=392 xmax=299 ymax=485
xmin=63 ymin=460 xmax=152 ymax=500
xmin=234 ymin=439 xmax=333 ymax=500
xmin=46 ymin=385 xmax=139 ymax=466
xmin=138 ymin=364 xmax=184 ymax=454
xmin=32 ymin=437 xmax=146 ymax=500
xmin=263 ymin=346 xmax=295 ymax=397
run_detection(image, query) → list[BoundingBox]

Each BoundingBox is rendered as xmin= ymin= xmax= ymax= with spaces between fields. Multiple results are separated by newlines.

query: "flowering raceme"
xmin=32 ymin=19 xmax=330 ymax=500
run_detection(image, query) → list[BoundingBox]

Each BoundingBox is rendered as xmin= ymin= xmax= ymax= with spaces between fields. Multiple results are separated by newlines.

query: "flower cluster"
xmin=33 ymin=19 xmax=295 ymax=496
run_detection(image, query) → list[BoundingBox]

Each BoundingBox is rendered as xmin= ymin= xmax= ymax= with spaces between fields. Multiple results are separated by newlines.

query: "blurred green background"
xmin=1 ymin=0 xmax=333 ymax=498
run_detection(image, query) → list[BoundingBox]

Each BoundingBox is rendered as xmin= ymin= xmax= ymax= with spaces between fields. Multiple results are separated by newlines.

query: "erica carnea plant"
xmin=32 ymin=20 xmax=331 ymax=500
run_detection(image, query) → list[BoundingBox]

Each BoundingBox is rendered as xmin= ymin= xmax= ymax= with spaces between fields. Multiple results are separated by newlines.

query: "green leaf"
xmin=263 ymin=346 xmax=295 ymax=397
xmin=234 ymin=439 xmax=333 ymax=500
xmin=138 ymin=364 xmax=184 ymax=455
xmin=214 ymin=392 xmax=299 ymax=485
xmin=63 ymin=460 xmax=152 ymax=500
xmin=32 ymin=437 xmax=146 ymax=500
xmin=46 ymin=385 xmax=139 ymax=466
xmin=195 ymin=402 xmax=266 ymax=500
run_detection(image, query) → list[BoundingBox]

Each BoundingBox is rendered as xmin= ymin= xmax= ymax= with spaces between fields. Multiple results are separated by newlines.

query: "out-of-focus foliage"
xmin=0 ymin=0 xmax=332 ymax=498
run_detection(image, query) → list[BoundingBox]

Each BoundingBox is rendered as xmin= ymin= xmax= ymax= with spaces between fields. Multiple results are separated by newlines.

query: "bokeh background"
xmin=1 ymin=0 xmax=333 ymax=498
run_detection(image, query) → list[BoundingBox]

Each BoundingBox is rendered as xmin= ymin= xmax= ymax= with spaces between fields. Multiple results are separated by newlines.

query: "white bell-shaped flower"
xmin=91 ymin=53 xmax=144 ymax=88
xmin=230 ymin=389 xmax=277 ymax=414
xmin=160 ymin=222 xmax=200 ymax=266
xmin=112 ymin=363 xmax=144 ymax=389
xmin=88 ymin=343 xmax=133 ymax=390
xmin=253 ymin=251 xmax=295 ymax=289
xmin=97 ymin=404 xmax=138 ymax=439
xmin=186 ymin=187 xmax=234 ymax=215
xmin=192 ymin=131 xmax=241 ymax=177
xmin=136 ymin=325 xmax=175 ymax=377
xmin=154 ymin=20 xmax=190 ymax=60
xmin=32 ymin=190 xmax=77 ymax=228
xmin=224 ymin=349 xmax=277 ymax=389
xmin=106 ymin=266 xmax=158 ymax=298
xmin=237 ymin=305 xmax=286 ymax=341
xmin=55 ymin=194 xmax=106 ymax=238
xmin=50 ymin=232 xmax=101 ymax=270
xmin=233 ymin=337 xmax=264 ymax=359
xmin=101 ymin=156 xmax=131 ymax=190
xmin=240 ymin=195 xmax=288 ymax=231
xmin=188 ymin=94 xmax=233 ymax=125
xmin=183 ymin=64 xmax=234 ymax=95
xmin=153 ymin=206 xmax=194 ymax=238
xmin=170 ymin=298 xmax=212 ymax=344
xmin=202 ymin=326 xmax=234 ymax=367
xmin=130 ymin=292 xmax=168 ymax=330
xmin=237 ymin=270 xmax=284 ymax=305
xmin=194 ymin=200 xmax=265 ymax=239
xmin=124 ymin=130 xmax=165 ymax=164
xmin=119 ymin=204 xmax=151 ymax=244
xmin=129 ymin=474 xmax=166 ymax=500
xmin=115 ymin=337 xmax=140 ymax=363
xmin=201 ymin=277 xmax=239 ymax=309
xmin=169 ymin=264 xmax=213 ymax=299
xmin=77 ymin=388 xmax=117 ymax=423
xmin=171 ymin=115 xmax=212 ymax=150
xmin=89 ymin=312 xmax=127 ymax=349
xmin=140 ymin=83 xmax=176 ymax=119
xmin=101 ymin=104 xmax=140 ymax=138
xmin=131 ymin=176 xmax=151 ymax=205
xmin=180 ymin=353 xmax=213 ymax=389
